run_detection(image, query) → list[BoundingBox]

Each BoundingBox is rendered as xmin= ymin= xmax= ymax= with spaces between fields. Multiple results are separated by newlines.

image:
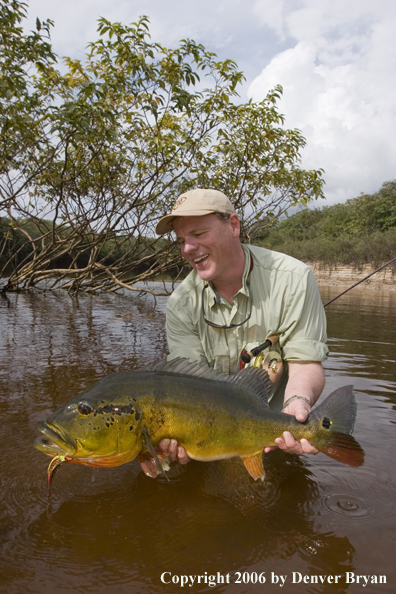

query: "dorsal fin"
xmin=145 ymin=358 xmax=272 ymax=404
xmin=226 ymin=367 xmax=272 ymax=405
xmin=145 ymin=357 xmax=228 ymax=381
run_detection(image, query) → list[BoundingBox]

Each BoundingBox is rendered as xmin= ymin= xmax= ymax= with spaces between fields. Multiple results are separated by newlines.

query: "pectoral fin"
xmin=241 ymin=452 xmax=265 ymax=481
xmin=139 ymin=427 xmax=170 ymax=479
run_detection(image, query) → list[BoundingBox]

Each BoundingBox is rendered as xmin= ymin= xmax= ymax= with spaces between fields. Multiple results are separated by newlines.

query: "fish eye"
xmin=78 ymin=402 xmax=93 ymax=416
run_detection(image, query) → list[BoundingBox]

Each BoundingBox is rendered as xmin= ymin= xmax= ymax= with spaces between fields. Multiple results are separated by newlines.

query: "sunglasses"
xmin=201 ymin=282 xmax=252 ymax=329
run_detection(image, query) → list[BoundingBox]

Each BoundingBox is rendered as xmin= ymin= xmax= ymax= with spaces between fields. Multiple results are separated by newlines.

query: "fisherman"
xmin=155 ymin=189 xmax=328 ymax=465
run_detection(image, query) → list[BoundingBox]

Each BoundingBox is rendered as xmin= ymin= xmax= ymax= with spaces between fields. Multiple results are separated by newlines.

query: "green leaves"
xmin=1 ymin=4 xmax=325 ymax=292
xmin=256 ymin=181 xmax=396 ymax=266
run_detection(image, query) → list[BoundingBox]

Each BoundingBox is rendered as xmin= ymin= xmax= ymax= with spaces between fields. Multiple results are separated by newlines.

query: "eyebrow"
xmin=176 ymin=227 xmax=209 ymax=241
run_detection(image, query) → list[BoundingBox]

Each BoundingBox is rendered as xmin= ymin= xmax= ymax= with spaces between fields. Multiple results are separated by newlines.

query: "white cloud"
xmin=252 ymin=0 xmax=287 ymax=38
xmin=23 ymin=0 xmax=396 ymax=205
xmin=249 ymin=0 xmax=396 ymax=204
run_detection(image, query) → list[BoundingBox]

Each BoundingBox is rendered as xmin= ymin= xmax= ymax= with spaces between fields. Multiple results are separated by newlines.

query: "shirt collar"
xmin=240 ymin=244 xmax=254 ymax=297
xmin=204 ymin=244 xmax=253 ymax=307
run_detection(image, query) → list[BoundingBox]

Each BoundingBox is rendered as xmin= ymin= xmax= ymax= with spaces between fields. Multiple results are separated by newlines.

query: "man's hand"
xmin=263 ymin=397 xmax=318 ymax=455
xmin=269 ymin=433 xmax=319 ymax=455
xmin=274 ymin=396 xmax=318 ymax=454
xmin=264 ymin=361 xmax=324 ymax=456
xmin=158 ymin=439 xmax=191 ymax=464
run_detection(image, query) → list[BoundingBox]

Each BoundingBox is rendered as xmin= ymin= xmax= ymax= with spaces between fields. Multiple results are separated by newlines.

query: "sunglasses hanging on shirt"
xmin=201 ymin=282 xmax=252 ymax=330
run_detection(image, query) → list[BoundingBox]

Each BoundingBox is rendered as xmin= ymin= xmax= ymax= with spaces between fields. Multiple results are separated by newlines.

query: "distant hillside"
xmin=255 ymin=180 xmax=396 ymax=266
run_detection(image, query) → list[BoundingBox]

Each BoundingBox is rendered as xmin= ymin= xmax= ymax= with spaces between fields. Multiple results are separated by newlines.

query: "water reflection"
xmin=0 ymin=286 xmax=395 ymax=593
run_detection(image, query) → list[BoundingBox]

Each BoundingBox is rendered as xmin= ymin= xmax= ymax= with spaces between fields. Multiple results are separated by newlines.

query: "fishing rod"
xmin=240 ymin=255 xmax=396 ymax=365
xmin=322 ymin=255 xmax=396 ymax=307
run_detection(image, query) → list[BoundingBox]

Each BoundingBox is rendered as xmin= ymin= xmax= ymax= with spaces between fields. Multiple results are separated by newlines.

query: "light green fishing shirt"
xmin=166 ymin=244 xmax=328 ymax=408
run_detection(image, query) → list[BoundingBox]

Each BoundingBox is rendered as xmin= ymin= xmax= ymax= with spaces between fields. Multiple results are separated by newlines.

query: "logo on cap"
xmin=173 ymin=195 xmax=187 ymax=211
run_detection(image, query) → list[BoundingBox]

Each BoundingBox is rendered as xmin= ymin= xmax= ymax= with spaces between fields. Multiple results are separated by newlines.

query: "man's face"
xmin=173 ymin=213 xmax=241 ymax=284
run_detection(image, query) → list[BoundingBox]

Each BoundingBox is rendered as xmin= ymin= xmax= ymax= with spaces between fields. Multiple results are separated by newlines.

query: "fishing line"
xmin=322 ymin=255 xmax=396 ymax=307
xmin=240 ymin=255 xmax=396 ymax=365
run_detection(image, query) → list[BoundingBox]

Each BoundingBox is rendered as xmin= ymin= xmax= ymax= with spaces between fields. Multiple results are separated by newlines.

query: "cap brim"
xmin=155 ymin=209 xmax=219 ymax=235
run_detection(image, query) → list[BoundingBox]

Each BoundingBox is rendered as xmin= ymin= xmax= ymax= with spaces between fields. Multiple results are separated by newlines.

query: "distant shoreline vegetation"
xmin=1 ymin=181 xmax=395 ymax=287
xmin=254 ymin=181 xmax=396 ymax=268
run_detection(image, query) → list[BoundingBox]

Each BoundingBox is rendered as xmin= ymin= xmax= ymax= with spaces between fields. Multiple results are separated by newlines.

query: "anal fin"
xmin=241 ymin=452 xmax=265 ymax=481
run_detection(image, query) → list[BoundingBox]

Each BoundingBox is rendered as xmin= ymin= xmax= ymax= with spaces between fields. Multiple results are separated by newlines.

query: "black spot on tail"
xmin=322 ymin=416 xmax=332 ymax=429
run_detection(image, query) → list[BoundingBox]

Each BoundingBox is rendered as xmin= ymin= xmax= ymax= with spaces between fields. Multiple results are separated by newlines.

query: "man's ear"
xmin=229 ymin=213 xmax=241 ymax=237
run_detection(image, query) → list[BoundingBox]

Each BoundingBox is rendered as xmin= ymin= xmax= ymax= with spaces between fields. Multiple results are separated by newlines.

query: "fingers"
xmin=264 ymin=446 xmax=277 ymax=453
xmin=294 ymin=408 xmax=309 ymax=423
xmin=274 ymin=432 xmax=319 ymax=456
xmin=282 ymin=401 xmax=311 ymax=423
xmin=300 ymin=438 xmax=319 ymax=455
xmin=158 ymin=439 xmax=190 ymax=464
xmin=276 ymin=401 xmax=318 ymax=455
xmin=177 ymin=446 xmax=190 ymax=465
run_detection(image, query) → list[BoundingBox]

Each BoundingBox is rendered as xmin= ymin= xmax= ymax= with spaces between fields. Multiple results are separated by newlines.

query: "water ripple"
xmin=322 ymin=493 xmax=374 ymax=519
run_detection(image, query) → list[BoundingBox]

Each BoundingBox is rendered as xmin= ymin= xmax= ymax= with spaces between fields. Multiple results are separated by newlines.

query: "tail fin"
xmin=310 ymin=386 xmax=365 ymax=467
xmin=319 ymin=432 xmax=365 ymax=467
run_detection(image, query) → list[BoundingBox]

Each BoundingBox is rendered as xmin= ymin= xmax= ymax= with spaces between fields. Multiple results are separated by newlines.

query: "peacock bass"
xmin=34 ymin=358 xmax=364 ymax=487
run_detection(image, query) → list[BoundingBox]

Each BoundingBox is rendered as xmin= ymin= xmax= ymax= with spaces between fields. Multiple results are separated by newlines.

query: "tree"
xmin=0 ymin=1 xmax=325 ymax=293
xmin=254 ymin=180 xmax=396 ymax=266
xmin=0 ymin=0 xmax=56 ymax=206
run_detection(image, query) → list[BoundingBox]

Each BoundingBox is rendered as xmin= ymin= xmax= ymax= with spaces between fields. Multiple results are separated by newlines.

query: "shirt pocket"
xmin=204 ymin=344 xmax=232 ymax=375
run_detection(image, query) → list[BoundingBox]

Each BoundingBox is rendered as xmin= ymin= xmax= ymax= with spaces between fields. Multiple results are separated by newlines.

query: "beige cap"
xmin=155 ymin=188 xmax=235 ymax=235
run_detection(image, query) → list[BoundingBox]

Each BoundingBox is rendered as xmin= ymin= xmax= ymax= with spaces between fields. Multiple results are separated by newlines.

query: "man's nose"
xmin=182 ymin=238 xmax=197 ymax=256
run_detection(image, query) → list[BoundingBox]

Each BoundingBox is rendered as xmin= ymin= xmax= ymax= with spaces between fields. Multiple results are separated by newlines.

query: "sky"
xmin=24 ymin=0 xmax=396 ymax=207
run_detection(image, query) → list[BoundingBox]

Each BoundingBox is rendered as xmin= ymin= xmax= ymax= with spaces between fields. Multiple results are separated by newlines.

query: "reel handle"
xmin=240 ymin=335 xmax=279 ymax=364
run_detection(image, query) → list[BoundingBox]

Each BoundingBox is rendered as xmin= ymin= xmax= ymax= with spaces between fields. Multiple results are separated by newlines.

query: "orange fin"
xmin=138 ymin=449 xmax=170 ymax=478
xmin=137 ymin=450 xmax=158 ymax=478
xmin=241 ymin=452 xmax=265 ymax=481
xmin=139 ymin=426 xmax=170 ymax=479
xmin=318 ymin=432 xmax=365 ymax=468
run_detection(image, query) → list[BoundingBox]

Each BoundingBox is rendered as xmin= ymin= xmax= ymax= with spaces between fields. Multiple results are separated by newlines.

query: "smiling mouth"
xmin=193 ymin=254 xmax=209 ymax=265
xmin=34 ymin=422 xmax=77 ymax=456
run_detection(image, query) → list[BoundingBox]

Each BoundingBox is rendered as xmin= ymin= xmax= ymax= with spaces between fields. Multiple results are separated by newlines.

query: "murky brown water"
xmin=0 ymin=284 xmax=395 ymax=594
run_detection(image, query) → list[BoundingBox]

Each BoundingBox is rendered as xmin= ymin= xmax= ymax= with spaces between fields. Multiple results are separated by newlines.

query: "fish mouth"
xmin=34 ymin=422 xmax=77 ymax=456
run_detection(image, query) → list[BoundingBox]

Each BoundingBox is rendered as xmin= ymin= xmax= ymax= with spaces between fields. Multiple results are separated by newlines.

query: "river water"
xmin=0 ymin=284 xmax=395 ymax=594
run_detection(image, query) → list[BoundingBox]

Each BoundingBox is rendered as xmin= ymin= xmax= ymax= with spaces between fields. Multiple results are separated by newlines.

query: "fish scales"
xmin=134 ymin=371 xmax=294 ymax=459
